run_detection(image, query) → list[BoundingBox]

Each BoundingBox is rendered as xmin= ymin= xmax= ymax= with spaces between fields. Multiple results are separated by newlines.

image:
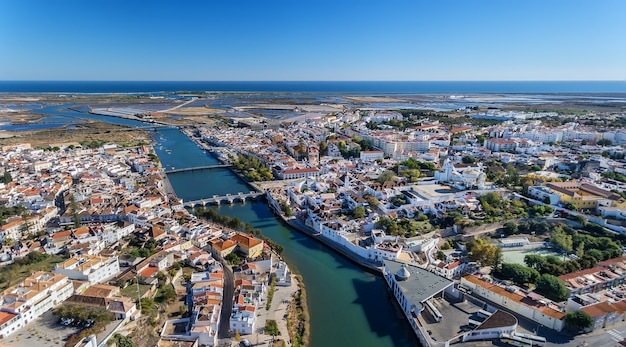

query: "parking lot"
xmin=4 ymin=311 xmax=79 ymax=347
xmin=420 ymin=295 xmax=484 ymax=343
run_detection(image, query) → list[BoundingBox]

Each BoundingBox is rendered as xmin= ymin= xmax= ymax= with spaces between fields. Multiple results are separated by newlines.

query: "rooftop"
xmin=383 ymin=259 xmax=453 ymax=309
xmin=475 ymin=310 xmax=517 ymax=330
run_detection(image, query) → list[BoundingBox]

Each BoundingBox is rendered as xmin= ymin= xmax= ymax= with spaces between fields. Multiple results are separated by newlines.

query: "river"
xmin=35 ymin=105 xmax=419 ymax=347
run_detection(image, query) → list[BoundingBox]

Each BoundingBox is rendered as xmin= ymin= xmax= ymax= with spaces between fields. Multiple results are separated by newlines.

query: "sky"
xmin=1 ymin=0 xmax=625 ymax=81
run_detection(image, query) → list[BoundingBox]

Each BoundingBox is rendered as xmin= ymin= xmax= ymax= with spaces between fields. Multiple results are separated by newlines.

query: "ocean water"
xmin=0 ymin=80 xmax=625 ymax=93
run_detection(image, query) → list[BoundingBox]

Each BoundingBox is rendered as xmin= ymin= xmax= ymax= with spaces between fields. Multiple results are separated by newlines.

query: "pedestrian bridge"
xmin=165 ymin=164 xmax=232 ymax=174
xmin=182 ymin=191 xmax=264 ymax=207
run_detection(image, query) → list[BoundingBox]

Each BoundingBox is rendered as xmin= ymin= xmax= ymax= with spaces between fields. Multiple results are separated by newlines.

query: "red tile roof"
xmin=139 ymin=266 xmax=159 ymax=278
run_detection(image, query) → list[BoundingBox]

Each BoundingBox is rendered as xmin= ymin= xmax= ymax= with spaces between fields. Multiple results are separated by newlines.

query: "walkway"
xmin=165 ymin=164 xmax=232 ymax=174
xmin=240 ymin=274 xmax=299 ymax=346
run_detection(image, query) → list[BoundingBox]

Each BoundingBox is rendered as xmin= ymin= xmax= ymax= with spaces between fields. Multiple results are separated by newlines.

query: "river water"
xmin=34 ymin=105 xmax=419 ymax=347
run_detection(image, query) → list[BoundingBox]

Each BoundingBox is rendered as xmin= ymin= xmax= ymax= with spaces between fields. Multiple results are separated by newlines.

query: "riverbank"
xmin=265 ymin=191 xmax=383 ymax=275
xmin=286 ymin=275 xmax=309 ymax=347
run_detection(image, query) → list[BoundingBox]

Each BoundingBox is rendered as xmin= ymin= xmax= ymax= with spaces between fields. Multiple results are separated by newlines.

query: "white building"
xmin=435 ymin=158 xmax=486 ymax=190
xmin=275 ymin=261 xmax=292 ymax=287
xmin=53 ymin=254 xmax=120 ymax=284
xmin=461 ymin=275 xmax=565 ymax=331
xmin=229 ymin=306 xmax=256 ymax=335
xmin=383 ymin=260 xmax=453 ymax=347
xmin=434 ymin=260 xmax=468 ymax=279
xmin=0 ymin=272 xmax=74 ymax=339
xmin=359 ymin=150 xmax=385 ymax=161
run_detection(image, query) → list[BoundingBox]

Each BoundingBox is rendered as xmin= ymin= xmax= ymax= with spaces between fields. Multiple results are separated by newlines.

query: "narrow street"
xmin=218 ymin=258 xmax=235 ymax=339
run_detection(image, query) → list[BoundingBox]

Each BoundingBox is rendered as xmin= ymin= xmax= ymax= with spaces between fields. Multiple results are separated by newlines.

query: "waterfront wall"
xmin=383 ymin=267 xmax=449 ymax=347
xmin=265 ymin=191 xmax=383 ymax=273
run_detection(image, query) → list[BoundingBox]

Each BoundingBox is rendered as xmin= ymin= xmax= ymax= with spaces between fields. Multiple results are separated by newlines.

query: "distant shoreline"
xmin=1 ymin=80 xmax=625 ymax=94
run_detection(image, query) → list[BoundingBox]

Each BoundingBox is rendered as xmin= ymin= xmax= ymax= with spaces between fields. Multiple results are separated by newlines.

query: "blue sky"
xmin=1 ymin=0 xmax=625 ymax=81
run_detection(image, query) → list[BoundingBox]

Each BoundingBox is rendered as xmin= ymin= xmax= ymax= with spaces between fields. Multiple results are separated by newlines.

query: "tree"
xmin=234 ymin=330 xmax=241 ymax=342
xmin=1 ymin=171 xmax=12 ymax=184
xmin=377 ymin=170 xmax=396 ymax=183
xmin=116 ymin=278 xmax=127 ymax=289
xmin=550 ymin=227 xmax=573 ymax=253
xmin=68 ymin=194 xmax=81 ymax=228
xmin=534 ymin=274 xmax=569 ymax=302
xmin=279 ymin=200 xmax=292 ymax=217
xmin=575 ymin=242 xmax=585 ymax=258
xmin=319 ymin=141 xmax=328 ymax=155
xmin=564 ymin=310 xmax=593 ymax=333
xmin=161 ymin=285 xmax=176 ymax=304
xmin=351 ymin=206 xmax=366 ymax=219
xmin=225 ymin=253 xmax=242 ymax=265
xmin=109 ymin=333 xmax=133 ymax=347
xmin=524 ymin=254 xmax=546 ymax=271
xmin=265 ymin=319 xmax=280 ymax=336
xmin=462 ymin=155 xmax=477 ymax=164
xmin=499 ymin=263 xmax=539 ymax=286
xmin=140 ymin=297 xmax=155 ymax=315
xmin=364 ymin=194 xmax=379 ymax=207
xmin=503 ymin=221 xmax=518 ymax=235
xmin=228 ymin=217 xmax=242 ymax=230
xmin=179 ymin=304 xmax=188 ymax=316
xmin=467 ymin=238 xmax=502 ymax=267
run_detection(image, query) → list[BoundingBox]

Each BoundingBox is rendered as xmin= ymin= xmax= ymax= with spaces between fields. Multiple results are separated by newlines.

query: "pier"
xmin=165 ymin=164 xmax=232 ymax=174
xmin=182 ymin=191 xmax=264 ymax=207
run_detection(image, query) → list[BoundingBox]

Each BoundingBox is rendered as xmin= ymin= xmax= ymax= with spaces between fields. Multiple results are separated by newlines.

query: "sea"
xmin=0 ymin=80 xmax=625 ymax=94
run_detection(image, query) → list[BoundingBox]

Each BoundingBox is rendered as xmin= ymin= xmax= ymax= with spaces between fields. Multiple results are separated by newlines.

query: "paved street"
xmin=219 ymin=259 xmax=235 ymax=339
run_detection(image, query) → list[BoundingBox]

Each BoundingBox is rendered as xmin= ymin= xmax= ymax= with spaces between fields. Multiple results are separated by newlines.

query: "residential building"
xmin=54 ymin=254 xmax=120 ymax=284
xmin=359 ymin=150 xmax=384 ymax=161
xmin=0 ymin=272 xmax=73 ymax=338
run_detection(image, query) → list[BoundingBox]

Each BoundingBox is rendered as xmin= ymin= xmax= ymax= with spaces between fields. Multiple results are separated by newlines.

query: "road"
xmin=160 ymin=97 xmax=197 ymax=113
xmin=218 ymin=258 xmax=235 ymax=339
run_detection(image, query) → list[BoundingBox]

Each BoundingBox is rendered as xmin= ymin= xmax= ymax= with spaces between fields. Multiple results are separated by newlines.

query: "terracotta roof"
xmin=559 ymin=266 xmax=607 ymax=281
xmin=210 ymin=239 xmax=237 ymax=252
xmin=463 ymin=275 xmax=565 ymax=320
xmin=283 ymin=168 xmax=319 ymax=174
xmin=139 ymin=266 xmax=159 ymax=278
xmin=83 ymin=284 xmax=118 ymax=298
xmin=582 ymin=301 xmax=615 ymax=317
xmin=231 ymin=233 xmax=263 ymax=249
xmin=0 ymin=311 xmax=17 ymax=326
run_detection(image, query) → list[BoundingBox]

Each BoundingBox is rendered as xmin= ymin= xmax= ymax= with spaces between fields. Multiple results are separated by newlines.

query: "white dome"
xmin=396 ymin=266 xmax=411 ymax=281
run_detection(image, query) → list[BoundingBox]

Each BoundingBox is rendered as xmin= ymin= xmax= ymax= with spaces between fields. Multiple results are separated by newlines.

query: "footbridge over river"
xmin=165 ymin=164 xmax=232 ymax=174
xmin=182 ymin=191 xmax=265 ymax=207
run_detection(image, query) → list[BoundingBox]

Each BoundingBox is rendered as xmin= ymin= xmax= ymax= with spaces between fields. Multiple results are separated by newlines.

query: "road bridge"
xmin=182 ymin=191 xmax=264 ymax=207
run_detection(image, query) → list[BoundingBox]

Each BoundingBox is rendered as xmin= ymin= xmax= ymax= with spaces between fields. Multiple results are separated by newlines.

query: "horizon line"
xmin=1 ymin=79 xmax=625 ymax=83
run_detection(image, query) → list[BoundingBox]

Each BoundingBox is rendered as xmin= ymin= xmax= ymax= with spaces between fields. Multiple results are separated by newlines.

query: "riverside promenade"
xmin=233 ymin=275 xmax=300 ymax=347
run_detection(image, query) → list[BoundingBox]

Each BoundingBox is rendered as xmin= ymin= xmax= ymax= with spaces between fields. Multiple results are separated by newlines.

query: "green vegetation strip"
xmin=286 ymin=275 xmax=309 ymax=347
xmin=266 ymin=275 xmax=277 ymax=310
